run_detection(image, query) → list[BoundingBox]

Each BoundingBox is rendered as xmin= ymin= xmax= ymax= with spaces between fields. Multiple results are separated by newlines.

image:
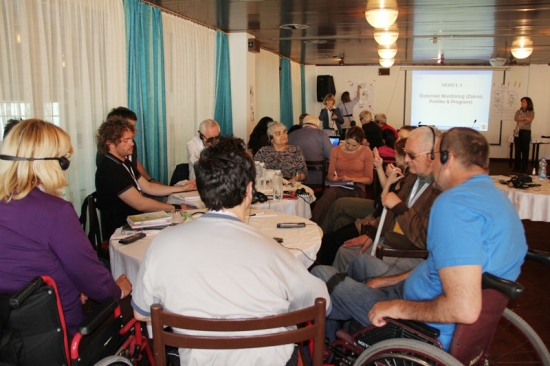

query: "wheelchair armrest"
xmin=390 ymin=319 xmax=440 ymax=339
xmin=77 ymin=298 xmax=119 ymax=335
xmin=482 ymin=272 xmax=524 ymax=300
xmin=9 ymin=276 xmax=44 ymax=309
xmin=375 ymin=246 xmax=429 ymax=260
xmin=526 ymin=249 xmax=550 ymax=267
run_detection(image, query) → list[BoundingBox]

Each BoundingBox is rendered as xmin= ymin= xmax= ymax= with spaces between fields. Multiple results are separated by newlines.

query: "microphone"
xmin=418 ymin=121 xmax=422 ymax=126
xmin=471 ymin=119 xmax=477 ymax=128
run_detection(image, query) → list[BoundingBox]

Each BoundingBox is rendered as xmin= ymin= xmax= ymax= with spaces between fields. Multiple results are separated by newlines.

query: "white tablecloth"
xmin=168 ymin=183 xmax=316 ymax=219
xmin=492 ymin=175 xmax=550 ymax=222
xmin=109 ymin=209 xmax=322 ymax=284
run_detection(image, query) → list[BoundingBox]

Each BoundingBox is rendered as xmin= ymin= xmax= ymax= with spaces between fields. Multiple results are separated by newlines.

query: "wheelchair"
xmin=324 ymin=250 xmax=550 ymax=366
xmin=0 ymin=275 xmax=154 ymax=366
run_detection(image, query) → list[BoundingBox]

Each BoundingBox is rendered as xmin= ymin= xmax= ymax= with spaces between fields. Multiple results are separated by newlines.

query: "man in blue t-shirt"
xmin=312 ymin=127 xmax=527 ymax=350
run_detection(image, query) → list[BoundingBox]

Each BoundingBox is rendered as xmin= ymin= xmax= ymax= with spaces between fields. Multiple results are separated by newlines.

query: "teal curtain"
xmin=301 ymin=64 xmax=306 ymax=114
xmin=214 ymin=31 xmax=233 ymax=135
xmin=124 ymin=0 xmax=168 ymax=183
xmin=279 ymin=58 xmax=293 ymax=128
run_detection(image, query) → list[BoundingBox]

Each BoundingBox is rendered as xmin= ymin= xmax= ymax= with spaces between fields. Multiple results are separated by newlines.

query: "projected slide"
xmin=410 ymin=70 xmax=493 ymax=131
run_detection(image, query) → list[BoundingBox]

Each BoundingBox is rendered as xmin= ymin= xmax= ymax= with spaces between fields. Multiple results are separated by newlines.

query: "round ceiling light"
xmin=379 ymin=58 xmax=395 ymax=67
xmin=378 ymin=43 xmax=397 ymax=59
xmin=511 ymin=37 xmax=533 ymax=59
xmin=489 ymin=58 xmax=506 ymax=67
xmin=365 ymin=8 xmax=398 ymax=28
xmin=374 ymin=26 xmax=399 ymax=46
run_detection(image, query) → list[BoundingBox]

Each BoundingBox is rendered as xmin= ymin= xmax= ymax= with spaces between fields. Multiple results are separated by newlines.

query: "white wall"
xmin=308 ymin=65 xmax=550 ymax=159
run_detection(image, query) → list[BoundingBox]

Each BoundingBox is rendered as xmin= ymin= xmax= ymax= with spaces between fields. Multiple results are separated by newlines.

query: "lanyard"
xmin=121 ymin=159 xmax=141 ymax=193
xmin=408 ymin=178 xmax=429 ymax=208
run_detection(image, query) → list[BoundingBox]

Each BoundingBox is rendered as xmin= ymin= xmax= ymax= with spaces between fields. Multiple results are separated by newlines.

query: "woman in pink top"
xmin=312 ymin=126 xmax=373 ymax=227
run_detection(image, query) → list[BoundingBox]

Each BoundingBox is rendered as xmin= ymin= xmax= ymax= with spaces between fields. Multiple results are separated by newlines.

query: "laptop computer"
xmin=329 ymin=136 xmax=340 ymax=147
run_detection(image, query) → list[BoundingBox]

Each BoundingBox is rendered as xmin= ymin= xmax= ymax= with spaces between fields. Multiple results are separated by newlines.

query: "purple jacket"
xmin=0 ymin=189 xmax=121 ymax=334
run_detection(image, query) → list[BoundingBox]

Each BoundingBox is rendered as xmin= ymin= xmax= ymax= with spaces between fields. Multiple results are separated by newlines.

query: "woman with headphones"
xmin=0 ymin=119 xmax=132 ymax=336
xmin=254 ymin=121 xmax=307 ymax=182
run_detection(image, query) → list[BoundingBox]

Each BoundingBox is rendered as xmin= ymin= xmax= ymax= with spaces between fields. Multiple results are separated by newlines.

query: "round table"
xmin=109 ymin=209 xmax=322 ymax=284
xmin=492 ymin=175 xmax=550 ymax=222
xmin=168 ymin=183 xmax=316 ymax=219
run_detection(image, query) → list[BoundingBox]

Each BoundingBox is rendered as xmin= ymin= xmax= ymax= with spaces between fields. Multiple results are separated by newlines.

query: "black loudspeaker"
xmin=317 ymin=75 xmax=336 ymax=102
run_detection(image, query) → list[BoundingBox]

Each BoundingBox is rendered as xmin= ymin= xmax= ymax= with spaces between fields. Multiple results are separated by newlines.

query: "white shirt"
xmin=132 ymin=212 xmax=330 ymax=365
xmin=186 ymin=135 xmax=204 ymax=180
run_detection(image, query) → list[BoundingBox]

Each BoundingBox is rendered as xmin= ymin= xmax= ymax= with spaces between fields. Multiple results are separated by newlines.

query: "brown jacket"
xmin=364 ymin=173 xmax=440 ymax=249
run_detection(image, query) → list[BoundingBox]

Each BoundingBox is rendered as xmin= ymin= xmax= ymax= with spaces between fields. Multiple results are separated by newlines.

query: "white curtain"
xmin=255 ymin=50 xmax=280 ymax=122
xmin=162 ymin=13 xmax=216 ymax=176
xmin=0 ymin=0 xmax=127 ymax=207
xmin=290 ymin=59 xmax=302 ymax=124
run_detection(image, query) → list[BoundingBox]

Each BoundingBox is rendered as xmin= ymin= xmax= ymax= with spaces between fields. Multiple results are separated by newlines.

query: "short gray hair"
xmin=266 ymin=121 xmax=286 ymax=138
xmin=302 ymin=115 xmax=321 ymax=128
xmin=199 ymin=119 xmax=220 ymax=134
xmin=374 ymin=113 xmax=387 ymax=125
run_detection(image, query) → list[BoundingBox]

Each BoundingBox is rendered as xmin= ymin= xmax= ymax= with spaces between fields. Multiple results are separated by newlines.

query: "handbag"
xmin=343 ymin=103 xmax=356 ymax=126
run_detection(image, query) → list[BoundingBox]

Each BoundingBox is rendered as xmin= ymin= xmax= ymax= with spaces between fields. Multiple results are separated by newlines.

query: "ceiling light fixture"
xmin=365 ymin=7 xmax=398 ymax=28
xmin=379 ymin=58 xmax=394 ymax=67
xmin=378 ymin=43 xmax=397 ymax=59
xmin=511 ymin=37 xmax=533 ymax=59
xmin=374 ymin=25 xmax=399 ymax=45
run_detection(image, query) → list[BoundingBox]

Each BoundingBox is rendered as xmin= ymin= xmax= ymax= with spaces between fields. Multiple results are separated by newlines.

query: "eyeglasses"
xmin=403 ymin=148 xmax=430 ymax=160
xmin=199 ymin=131 xmax=220 ymax=144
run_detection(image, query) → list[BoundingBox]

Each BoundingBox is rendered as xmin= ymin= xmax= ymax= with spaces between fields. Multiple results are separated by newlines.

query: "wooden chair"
xmin=150 ymin=298 xmax=326 ymax=366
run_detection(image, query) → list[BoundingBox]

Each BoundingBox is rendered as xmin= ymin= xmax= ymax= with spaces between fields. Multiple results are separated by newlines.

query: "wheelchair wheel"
xmin=353 ymin=338 xmax=462 ymax=366
xmin=486 ymin=308 xmax=550 ymax=365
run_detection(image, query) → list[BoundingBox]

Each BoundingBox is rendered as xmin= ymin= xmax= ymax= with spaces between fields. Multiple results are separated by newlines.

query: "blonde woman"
xmin=0 ymin=119 xmax=131 ymax=335
xmin=319 ymin=93 xmax=344 ymax=135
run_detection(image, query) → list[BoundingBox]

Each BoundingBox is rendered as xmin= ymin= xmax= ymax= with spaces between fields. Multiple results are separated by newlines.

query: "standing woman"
xmin=319 ymin=94 xmax=344 ymax=136
xmin=337 ymin=85 xmax=361 ymax=135
xmin=312 ymin=126 xmax=374 ymax=227
xmin=254 ymin=121 xmax=307 ymax=182
xmin=0 ymin=119 xmax=131 ymax=335
xmin=514 ymin=97 xmax=535 ymax=172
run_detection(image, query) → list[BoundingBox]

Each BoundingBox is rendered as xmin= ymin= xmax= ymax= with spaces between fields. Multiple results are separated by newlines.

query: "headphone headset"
xmin=439 ymin=132 xmax=449 ymax=164
xmin=207 ymin=155 xmax=268 ymax=204
xmin=426 ymin=126 xmax=436 ymax=160
xmin=269 ymin=135 xmax=273 ymax=141
xmin=0 ymin=154 xmax=70 ymax=170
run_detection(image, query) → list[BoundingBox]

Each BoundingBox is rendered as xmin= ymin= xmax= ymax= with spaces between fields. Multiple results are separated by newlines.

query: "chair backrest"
xmin=79 ymin=192 xmax=103 ymax=251
xmin=449 ymin=273 xmax=524 ymax=365
xmin=170 ymin=163 xmax=189 ymax=186
xmin=305 ymin=160 xmax=327 ymax=194
xmin=151 ymin=297 xmax=326 ymax=366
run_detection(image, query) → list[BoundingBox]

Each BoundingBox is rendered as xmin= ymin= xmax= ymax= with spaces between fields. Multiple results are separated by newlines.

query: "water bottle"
xmin=273 ymin=170 xmax=283 ymax=201
xmin=259 ymin=162 xmax=266 ymax=189
xmin=254 ymin=161 xmax=261 ymax=188
xmin=539 ymin=157 xmax=547 ymax=180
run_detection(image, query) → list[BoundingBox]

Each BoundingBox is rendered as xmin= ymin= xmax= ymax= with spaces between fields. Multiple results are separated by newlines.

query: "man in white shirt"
xmin=186 ymin=119 xmax=220 ymax=179
xmin=132 ymin=136 xmax=330 ymax=365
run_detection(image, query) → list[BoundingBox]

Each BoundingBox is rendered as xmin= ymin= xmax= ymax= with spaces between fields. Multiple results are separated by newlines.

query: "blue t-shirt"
xmin=404 ymin=174 xmax=527 ymax=350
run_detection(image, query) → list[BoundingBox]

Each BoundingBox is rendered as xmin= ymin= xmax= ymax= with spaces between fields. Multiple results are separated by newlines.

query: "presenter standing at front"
xmin=514 ymin=97 xmax=535 ymax=173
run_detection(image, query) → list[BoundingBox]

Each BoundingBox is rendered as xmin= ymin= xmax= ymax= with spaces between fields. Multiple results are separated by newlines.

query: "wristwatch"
xmin=172 ymin=204 xmax=182 ymax=211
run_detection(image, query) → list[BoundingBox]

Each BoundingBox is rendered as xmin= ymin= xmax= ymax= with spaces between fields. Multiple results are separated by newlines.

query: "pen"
xmin=334 ymin=171 xmax=338 ymax=178
xmin=249 ymin=211 xmax=266 ymax=217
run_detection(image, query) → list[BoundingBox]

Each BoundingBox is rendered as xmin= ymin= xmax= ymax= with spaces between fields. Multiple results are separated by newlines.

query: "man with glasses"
xmin=314 ymin=126 xmax=441 ymax=278
xmin=186 ymin=119 xmax=220 ymax=179
xmin=312 ymin=128 xmax=526 ymax=351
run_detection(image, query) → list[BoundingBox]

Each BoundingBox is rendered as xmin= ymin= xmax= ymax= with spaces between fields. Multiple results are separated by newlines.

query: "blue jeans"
xmin=310 ymin=265 xmax=404 ymax=341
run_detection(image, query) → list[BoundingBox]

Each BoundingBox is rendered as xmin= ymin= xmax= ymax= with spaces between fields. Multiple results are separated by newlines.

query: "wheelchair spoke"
xmin=486 ymin=309 xmax=550 ymax=365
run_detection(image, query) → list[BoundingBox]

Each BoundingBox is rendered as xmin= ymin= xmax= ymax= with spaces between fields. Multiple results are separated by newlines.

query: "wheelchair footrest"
xmin=351 ymin=318 xmax=442 ymax=350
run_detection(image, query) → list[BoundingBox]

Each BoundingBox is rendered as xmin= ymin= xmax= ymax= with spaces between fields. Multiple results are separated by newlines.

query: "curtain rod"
xmin=138 ymin=0 xmax=223 ymax=33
